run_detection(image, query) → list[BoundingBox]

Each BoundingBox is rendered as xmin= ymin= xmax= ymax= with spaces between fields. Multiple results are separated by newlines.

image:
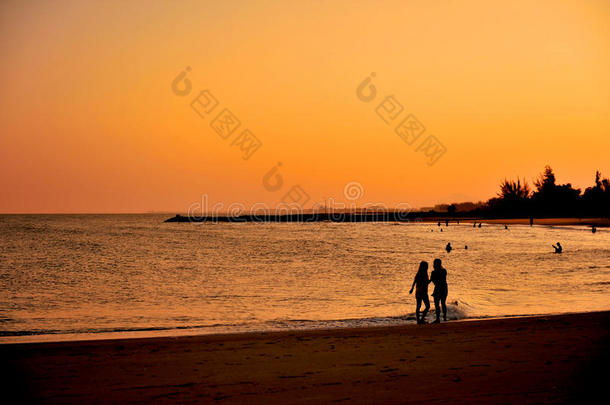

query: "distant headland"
xmin=166 ymin=166 xmax=610 ymax=224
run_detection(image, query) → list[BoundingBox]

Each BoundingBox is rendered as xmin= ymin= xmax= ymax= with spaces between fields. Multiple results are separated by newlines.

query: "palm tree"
xmin=498 ymin=178 xmax=530 ymax=200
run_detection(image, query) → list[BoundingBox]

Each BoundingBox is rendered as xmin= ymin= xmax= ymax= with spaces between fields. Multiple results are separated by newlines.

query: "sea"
xmin=1 ymin=214 xmax=609 ymax=343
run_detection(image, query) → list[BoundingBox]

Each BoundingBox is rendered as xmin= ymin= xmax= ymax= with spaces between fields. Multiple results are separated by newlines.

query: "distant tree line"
xmin=423 ymin=166 xmax=610 ymax=218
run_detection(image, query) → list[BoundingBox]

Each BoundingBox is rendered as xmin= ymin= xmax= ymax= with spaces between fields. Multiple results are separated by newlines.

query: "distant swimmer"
xmin=464 ymin=245 xmax=468 ymax=250
xmin=592 ymin=226 xmax=597 ymax=234
xmin=445 ymin=242 xmax=452 ymax=253
xmin=553 ymin=242 xmax=563 ymax=254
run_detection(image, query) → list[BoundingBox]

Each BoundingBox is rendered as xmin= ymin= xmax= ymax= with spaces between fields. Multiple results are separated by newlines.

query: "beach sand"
xmin=476 ymin=218 xmax=609 ymax=227
xmin=3 ymin=312 xmax=609 ymax=404
xmin=425 ymin=217 xmax=609 ymax=227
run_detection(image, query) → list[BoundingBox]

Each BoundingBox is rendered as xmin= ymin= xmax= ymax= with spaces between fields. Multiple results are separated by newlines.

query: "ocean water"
xmin=1 ymin=214 xmax=609 ymax=343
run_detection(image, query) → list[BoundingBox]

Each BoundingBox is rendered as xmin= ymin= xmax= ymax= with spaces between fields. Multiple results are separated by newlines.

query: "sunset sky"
xmin=1 ymin=0 xmax=608 ymax=213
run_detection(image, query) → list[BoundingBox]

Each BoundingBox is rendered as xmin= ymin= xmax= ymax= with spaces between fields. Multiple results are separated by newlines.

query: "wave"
xmin=0 ymin=323 xmax=244 ymax=337
xmin=0 ymin=303 xmax=471 ymax=339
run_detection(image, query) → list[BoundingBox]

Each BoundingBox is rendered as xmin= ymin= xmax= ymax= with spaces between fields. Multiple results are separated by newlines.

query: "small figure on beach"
xmin=473 ymin=222 xmax=476 ymax=228
xmin=530 ymin=217 xmax=534 ymax=226
xmin=437 ymin=221 xmax=441 ymax=227
xmin=445 ymin=220 xmax=449 ymax=227
xmin=478 ymin=223 xmax=482 ymax=228
xmin=409 ymin=261 xmax=431 ymax=324
xmin=505 ymin=225 xmax=508 ymax=230
xmin=464 ymin=245 xmax=468 ymax=250
xmin=430 ymin=259 xmax=448 ymax=323
xmin=440 ymin=228 xmax=443 ymax=232
xmin=445 ymin=242 xmax=452 ymax=253
xmin=553 ymin=242 xmax=563 ymax=254
xmin=592 ymin=226 xmax=597 ymax=234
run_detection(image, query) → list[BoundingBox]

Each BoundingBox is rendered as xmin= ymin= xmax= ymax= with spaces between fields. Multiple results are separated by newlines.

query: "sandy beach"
xmin=3 ymin=311 xmax=608 ymax=404
xmin=475 ymin=218 xmax=610 ymax=227
xmin=425 ymin=217 xmax=609 ymax=227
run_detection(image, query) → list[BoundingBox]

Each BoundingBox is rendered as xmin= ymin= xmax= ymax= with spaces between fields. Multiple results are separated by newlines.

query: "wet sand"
xmin=3 ymin=312 xmax=609 ymax=404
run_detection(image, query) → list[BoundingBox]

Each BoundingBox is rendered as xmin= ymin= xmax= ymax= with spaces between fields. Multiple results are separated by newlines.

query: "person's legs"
xmin=441 ymin=296 xmax=447 ymax=321
xmin=421 ymin=295 xmax=430 ymax=322
xmin=416 ymin=297 xmax=422 ymax=323
xmin=433 ymin=296 xmax=441 ymax=323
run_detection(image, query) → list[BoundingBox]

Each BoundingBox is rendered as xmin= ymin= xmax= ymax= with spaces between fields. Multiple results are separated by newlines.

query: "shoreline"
xmin=457 ymin=217 xmax=609 ymax=227
xmin=4 ymin=311 xmax=609 ymax=403
xmin=2 ymin=310 xmax=605 ymax=345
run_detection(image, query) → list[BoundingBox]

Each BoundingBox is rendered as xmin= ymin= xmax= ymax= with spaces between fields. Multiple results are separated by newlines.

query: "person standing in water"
xmin=430 ymin=258 xmax=448 ymax=323
xmin=445 ymin=242 xmax=452 ymax=253
xmin=553 ymin=242 xmax=562 ymax=253
xmin=409 ymin=261 xmax=431 ymax=324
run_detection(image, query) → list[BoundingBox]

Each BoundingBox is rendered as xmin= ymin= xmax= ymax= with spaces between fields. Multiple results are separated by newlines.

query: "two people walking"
xmin=409 ymin=259 xmax=448 ymax=324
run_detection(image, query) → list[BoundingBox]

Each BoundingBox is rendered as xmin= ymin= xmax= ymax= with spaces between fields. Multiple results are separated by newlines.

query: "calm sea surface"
xmin=1 ymin=214 xmax=609 ymax=343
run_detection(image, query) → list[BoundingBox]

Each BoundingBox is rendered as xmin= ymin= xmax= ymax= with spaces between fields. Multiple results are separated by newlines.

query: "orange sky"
xmin=1 ymin=0 xmax=609 ymax=213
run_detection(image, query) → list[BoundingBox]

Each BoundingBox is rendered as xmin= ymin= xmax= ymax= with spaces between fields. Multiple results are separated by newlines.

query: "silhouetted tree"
xmin=425 ymin=166 xmax=608 ymax=219
xmin=499 ymin=178 xmax=530 ymax=200
xmin=531 ymin=166 xmax=580 ymax=217
xmin=583 ymin=171 xmax=610 ymax=217
xmin=485 ymin=178 xmax=531 ymax=217
xmin=534 ymin=165 xmax=556 ymax=192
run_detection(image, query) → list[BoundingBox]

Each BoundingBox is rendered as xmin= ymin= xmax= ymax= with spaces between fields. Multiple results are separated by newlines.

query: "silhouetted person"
xmin=505 ymin=225 xmax=508 ymax=230
xmin=592 ymin=226 xmax=597 ymax=234
xmin=445 ymin=220 xmax=449 ymax=226
xmin=478 ymin=223 xmax=482 ymax=228
xmin=457 ymin=220 xmax=460 ymax=224
xmin=445 ymin=242 xmax=452 ymax=253
xmin=464 ymin=245 xmax=468 ymax=250
xmin=409 ymin=261 xmax=430 ymax=324
xmin=430 ymin=258 xmax=448 ymax=323
xmin=437 ymin=221 xmax=441 ymax=227
xmin=473 ymin=222 xmax=476 ymax=228
xmin=530 ymin=217 xmax=534 ymax=226
xmin=553 ymin=242 xmax=562 ymax=254
xmin=440 ymin=228 xmax=443 ymax=232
